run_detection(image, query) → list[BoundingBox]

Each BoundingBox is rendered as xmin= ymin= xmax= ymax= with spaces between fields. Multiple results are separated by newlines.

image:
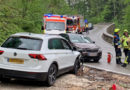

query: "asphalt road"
xmin=84 ymin=24 xmax=130 ymax=76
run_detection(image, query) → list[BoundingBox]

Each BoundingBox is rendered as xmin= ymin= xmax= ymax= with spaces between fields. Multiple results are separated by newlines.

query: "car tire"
xmin=0 ymin=77 xmax=10 ymax=82
xmin=93 ymin=58 xmax=100 ymax=62
xmin=73 ymin=57 xmax=81 ymax=74
xmin=46 ymin=64 xmax=57 ymax=86
xmin=0 ymin=77 xmax=4 ymax=81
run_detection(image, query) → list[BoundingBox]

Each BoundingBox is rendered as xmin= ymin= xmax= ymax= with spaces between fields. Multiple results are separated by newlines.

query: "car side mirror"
xmin=72 ymin=47 xmax=77 ymax=51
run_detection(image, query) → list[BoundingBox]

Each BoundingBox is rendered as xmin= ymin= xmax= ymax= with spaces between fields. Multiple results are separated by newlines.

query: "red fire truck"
xmin=66 ymin=15 xmax=84 ymax=33
xmin=42 ymin=14 xmax=67 ymax=34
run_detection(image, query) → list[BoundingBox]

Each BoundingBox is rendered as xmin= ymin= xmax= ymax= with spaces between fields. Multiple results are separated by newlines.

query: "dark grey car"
xmin=59 ymin=33 xmax=102 ymax=62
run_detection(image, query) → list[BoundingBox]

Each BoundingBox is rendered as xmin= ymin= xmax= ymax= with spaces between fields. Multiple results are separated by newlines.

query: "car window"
xmin=69 ymin=34 xmax=86 ymax=43
xmin=59 ymin=34 xmax=70 ymax=41
xmin=88 ymin=23 xmax=92 ymax=27
xmin=48 ymin=38 xmax=64 ymax=49
xmin=1 ymin=37 xmax=42 ymax=51
xmin=46 ymin=22 xmax=65 ymax=31
xmin=83 ymin=36 xmax=93 ymax=43
xmin=61 ymin=39 xmax=71 ymax=50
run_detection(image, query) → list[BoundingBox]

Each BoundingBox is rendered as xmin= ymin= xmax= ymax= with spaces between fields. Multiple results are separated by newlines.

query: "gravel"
xmin=0 ymin=66 xmax=129 ymax=90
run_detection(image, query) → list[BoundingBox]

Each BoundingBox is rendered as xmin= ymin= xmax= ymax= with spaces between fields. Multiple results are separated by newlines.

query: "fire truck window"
xmin=67 ymin=20 xmax=73 ymax=26
xmin=73 ymin=20 xmax=77 ymax=25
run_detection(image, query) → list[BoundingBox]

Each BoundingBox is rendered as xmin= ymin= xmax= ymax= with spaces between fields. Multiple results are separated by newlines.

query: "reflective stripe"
xmin=116 ymin=56 xmax=121 ymax=59
xmin=124 ymin=56 xmax=128 ymax=64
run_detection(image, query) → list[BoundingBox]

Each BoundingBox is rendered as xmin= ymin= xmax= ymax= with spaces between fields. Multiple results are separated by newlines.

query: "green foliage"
xmin=0 ymin=0 xmax=77 ymax=45
xmin=74 ymin=0 xmax=130 ymax=33
xmin=123 ymin=0 xmax=130 ymax=34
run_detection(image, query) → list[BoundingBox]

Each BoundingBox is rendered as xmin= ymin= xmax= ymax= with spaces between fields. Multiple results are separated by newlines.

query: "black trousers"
xmin=114 ymin=45 xmax=122 ymax=64
xmin=127 ymin=50 xmax=130 ymax=63
xmin=115 ymin=46 xmax=122 ymax=56
xmin=123 ymin=48 xmax=129 ymax=57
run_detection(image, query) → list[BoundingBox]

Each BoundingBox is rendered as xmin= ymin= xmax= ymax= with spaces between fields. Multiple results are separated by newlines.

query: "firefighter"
xmin=122 ymin=36 xmax=130 ymax=67
xmin=113 ymin=29 xmax=122 ymax=64
xmin=85 ymin=23 xmax=89 ymax=34
xmin=41 ymin=26 xmax=45 ymax=34
xmin=121 ymin=29 xmax=129 ymax=57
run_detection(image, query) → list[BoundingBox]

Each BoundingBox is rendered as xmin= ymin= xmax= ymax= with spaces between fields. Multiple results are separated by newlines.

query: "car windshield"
xmin=46 ymin=22 xmax=65 ymax=30
xmin=69 ymin=34 xmax=86 ymax=43
xmin=82 ymin=36 xmax=93 ymax=43
xmin=1 ymin=37 xmax=42 ymax=51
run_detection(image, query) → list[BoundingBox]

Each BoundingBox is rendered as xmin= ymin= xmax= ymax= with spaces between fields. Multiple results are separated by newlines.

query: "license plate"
xmin=8 ymin=58 xmax=24 ymax=64
xmin=89 ymin=53 xmax=97 ymax=56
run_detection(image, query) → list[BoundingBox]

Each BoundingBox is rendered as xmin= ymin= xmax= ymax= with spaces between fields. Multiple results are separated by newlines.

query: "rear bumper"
xmin=0 ymin=68 xmax=48 ymax=81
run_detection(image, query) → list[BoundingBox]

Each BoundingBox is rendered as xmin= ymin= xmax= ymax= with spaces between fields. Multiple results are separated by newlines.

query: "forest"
xmin=0 ymin=0 xmax=130 ymax=44
xmin=0 ymin=0 xmax=77 ymax=44
xmin=73 ymin=0 xmax=130 ymax=33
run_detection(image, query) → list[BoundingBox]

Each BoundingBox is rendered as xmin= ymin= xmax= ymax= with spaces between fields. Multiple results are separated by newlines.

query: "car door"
xmin=61 ymin=39 xmax=77 ymax=67
xmin=48 ymin=38 xmax=69 ymax=69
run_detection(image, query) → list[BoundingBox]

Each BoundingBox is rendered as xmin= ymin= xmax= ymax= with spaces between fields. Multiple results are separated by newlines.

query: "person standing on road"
xmin=122 ymin=36 xmax=130 ymax=67
xmin=113 ymin=29 xmax=122 ymax=64
xmin=121 ymin=29 xmax=129 ymax=57
xmin=85 ymin=23 xmax=89 ymax=34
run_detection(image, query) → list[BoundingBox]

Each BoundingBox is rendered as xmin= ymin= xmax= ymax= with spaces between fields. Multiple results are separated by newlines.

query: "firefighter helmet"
xmin=114 ymin=29 xmax=120 ymax=33
xmin=124 ymin=29 xmax=128 ymax=32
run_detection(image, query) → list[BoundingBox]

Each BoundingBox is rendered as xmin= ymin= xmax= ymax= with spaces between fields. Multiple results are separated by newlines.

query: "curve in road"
xmin=84 ymin=24 xmax=130 ymax=76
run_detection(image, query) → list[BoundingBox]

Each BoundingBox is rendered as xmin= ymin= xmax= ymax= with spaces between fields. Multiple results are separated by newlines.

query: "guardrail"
xmin=102 ymin=24 xmax=115 ymax=44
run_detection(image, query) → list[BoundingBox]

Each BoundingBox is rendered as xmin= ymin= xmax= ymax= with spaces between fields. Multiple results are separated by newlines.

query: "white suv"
xmin=0 ymin=33 xmax=81 ymax=86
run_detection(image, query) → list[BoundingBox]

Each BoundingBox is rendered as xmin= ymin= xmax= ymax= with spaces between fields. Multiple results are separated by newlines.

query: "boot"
xmin=116 ymin=59 xmax=119 ymax=64
xmin=118 ymin=58 xmax=122 ymax=65
xmin=122 ymin=63 xmax=127 ymax=67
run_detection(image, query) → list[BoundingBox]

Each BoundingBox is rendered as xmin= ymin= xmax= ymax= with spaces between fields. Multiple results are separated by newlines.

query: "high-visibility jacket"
xmin=43 ymin=29 xmax=45 ymax=34
xmin=121 ymin=35 xmax=129 ymax=49
xmin=85 ymin=24 xmax=88 ymax=28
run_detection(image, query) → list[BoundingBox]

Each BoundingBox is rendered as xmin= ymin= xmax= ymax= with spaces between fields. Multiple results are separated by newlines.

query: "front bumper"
xmin=81 ymin=51 xmax=102 ymax=59
xmin=0 ymin=68 xmax=48 ymax=81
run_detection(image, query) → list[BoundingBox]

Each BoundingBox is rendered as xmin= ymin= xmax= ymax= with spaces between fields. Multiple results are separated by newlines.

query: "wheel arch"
xmin=51 ymin=61 xmax=59 ymax=71
xmin=74 ymin=55 xmax=81 ymax=65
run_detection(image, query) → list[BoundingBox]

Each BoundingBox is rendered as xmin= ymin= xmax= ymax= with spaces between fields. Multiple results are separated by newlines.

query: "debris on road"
xmin=61 ymin=66 xmax=130 ymax=90
xmin=0 ymin=66 xmax=129 ymax=90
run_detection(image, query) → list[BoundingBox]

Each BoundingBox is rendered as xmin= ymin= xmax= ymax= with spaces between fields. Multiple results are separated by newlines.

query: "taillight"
xmin=29 ymin=54 xmax=47 ymax=60
xmin=0 ymin=50 xmax=4 ymax=55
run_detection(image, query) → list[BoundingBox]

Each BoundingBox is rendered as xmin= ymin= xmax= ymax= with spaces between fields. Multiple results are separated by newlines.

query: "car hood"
xmin=74 ymin=43 xmax=99 ymax=49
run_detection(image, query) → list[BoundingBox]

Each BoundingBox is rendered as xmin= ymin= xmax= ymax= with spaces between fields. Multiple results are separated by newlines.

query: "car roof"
xmin=11 ymin=32 xmax=63 ymax=40
xmin=60 ymin=33 xmax=80 ymax=36
xmin=62 ymin=33 xmax=87 ymax=37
